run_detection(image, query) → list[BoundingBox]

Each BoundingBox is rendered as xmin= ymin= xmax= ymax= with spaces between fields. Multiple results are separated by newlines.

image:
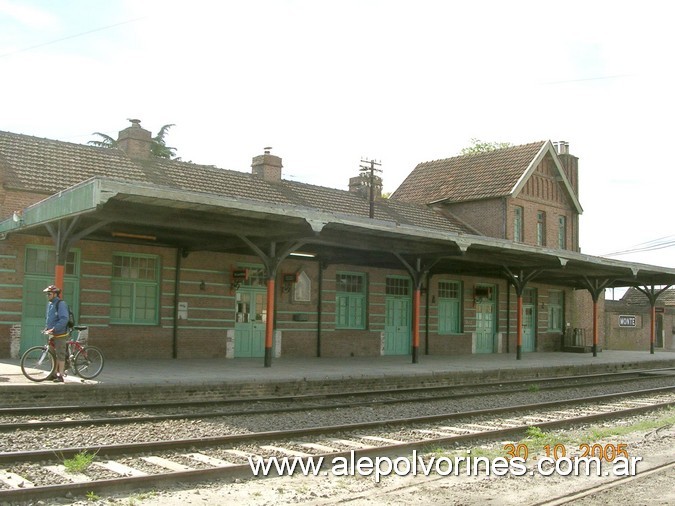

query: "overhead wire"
xmin=602 ymin=234 xmax=675 ymax=257
xmin=0 ymin=17 xmax=145 ymax=59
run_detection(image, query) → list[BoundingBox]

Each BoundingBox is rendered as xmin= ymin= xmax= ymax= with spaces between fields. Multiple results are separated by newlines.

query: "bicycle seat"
xmin=74 ymin=325 xmax=88 ymax=331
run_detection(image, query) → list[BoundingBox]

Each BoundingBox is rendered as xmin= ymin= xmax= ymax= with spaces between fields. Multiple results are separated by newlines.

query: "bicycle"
xmin=20 ymin=326 xmax=105 ymax=382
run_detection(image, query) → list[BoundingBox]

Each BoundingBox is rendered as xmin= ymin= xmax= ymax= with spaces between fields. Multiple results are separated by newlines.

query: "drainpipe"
xmin=425 ymin=272 xmax=432 ymax=355
xmin=502 ymin=197 xmax=508 ymax=239
xmin=172 ymin=248 xmax=183 ymax=359
xmin=317 ymin=259 xmax=324 ymax=357
xmin=506 ymin=283 xmax=511 ymax=353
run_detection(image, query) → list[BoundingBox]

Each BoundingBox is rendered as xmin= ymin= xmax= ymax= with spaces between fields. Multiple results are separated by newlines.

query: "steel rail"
xmin=0 ymin=391 xmax=673 ymax=503
xmin=2 ymin=385 xmax=674 ymax=464
xmin=1 ymin=373 xmax=672 ymax=431
xmin=533 ymin=459 xmax=675 ymax=506
xmin=2 ymin=367 xmax=672 ymax=416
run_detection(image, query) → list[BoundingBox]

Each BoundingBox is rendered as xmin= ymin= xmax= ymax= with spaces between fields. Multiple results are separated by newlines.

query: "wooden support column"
xmin=238 ymin=236 xmax=305 ymax=367
xmin=265 ymin=277 xmax=276 ymax=367
xmin=503 ymin=267 xmax=541 ymax=360
xmin=516 ymin=293 xmax=523 ymax=360
xmin=412 ymin=285 xmax=421 ymax=363
xmin=393 ymin=254 xmax=440 ymax=364
xmin=635 ymin=284 xmax=671 ymax=355
xmin=580 ymin=277 xmax=614 ymax=358
xmin=592 ymin=299 xmax=599 ymax=357
xmin=46 ymin=217 xmax=111 ymax=288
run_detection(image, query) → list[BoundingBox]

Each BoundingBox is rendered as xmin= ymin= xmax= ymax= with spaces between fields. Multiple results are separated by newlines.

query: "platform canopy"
xmin=2 ymin=177 xmax=674 ymax=290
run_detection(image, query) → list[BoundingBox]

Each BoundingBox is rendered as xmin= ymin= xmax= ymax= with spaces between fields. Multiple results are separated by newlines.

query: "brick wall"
xmin=441 ymin=198 xmax=504 ymax=238
xmin=604 ymin=301 xmax=674 ymax=351
xmin=0 ymin=229 xmax=609 ymax=360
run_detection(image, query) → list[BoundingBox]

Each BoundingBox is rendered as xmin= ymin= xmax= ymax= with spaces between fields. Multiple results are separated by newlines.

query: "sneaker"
xmin=52 ymin=374 xmax=64 ymax=383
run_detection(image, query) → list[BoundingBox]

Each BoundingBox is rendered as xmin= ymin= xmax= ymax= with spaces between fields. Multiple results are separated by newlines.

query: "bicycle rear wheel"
xmin=73 ymin=346 xmax=104 ymax=379
xmin=20 ymin=346 xmax=56 ymax=382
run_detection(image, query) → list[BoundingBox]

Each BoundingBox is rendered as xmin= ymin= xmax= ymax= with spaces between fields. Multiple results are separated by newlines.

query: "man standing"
xmin=43 ymin=285 xmax=69 ymax=382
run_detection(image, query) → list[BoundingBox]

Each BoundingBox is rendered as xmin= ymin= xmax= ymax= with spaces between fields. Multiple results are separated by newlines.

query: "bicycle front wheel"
xmin=73 ymin=346 xmax=104 ymax=379
xmin=20 ymin=346 xmax=56 ymax=382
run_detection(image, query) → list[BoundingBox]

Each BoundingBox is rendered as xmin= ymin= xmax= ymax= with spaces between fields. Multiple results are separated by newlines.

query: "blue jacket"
xmin=46 ymin=296 xmax=70 ymax=336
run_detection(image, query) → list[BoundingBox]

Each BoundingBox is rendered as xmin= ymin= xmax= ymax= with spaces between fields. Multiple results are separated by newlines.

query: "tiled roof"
xmin=0 ymin=131 xmax=147 ymax=193
xmin=0 ymin=130 xmax=471 ymax=234
xmin=391 ymin=141 xmax=547 ymax=204
xmin=620 ymin=287 xmax=675 ymax=305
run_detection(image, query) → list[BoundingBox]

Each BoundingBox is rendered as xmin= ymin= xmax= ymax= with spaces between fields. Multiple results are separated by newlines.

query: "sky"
xmin=1 ymin=0 xmax=674 ymax=271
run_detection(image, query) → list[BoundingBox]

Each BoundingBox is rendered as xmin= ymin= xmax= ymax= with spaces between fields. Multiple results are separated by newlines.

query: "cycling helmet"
xmin=42 ymin=285 xmax=61 ymax=294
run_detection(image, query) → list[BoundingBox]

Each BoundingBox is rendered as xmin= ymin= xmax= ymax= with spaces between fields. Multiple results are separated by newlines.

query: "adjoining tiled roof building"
xmin=391 ymin=140 xmax=583 ymax=249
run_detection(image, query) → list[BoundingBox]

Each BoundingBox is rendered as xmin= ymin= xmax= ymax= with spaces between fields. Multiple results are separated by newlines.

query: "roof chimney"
xmin=554 ymin=141 xmax=570 ymax=155
xmin=251 ymin=147 xmax=282 ymax=183
xmin=555 ymin=140 xmax=578 ymax=195
xmin=117 ymin=119 xmax=152 ymax=160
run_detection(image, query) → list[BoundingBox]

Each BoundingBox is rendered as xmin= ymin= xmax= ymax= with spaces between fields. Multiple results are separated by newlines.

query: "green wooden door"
xmin=522 ymin=288 xmax=536 ymax=352
xmin=384 ymin=296 xmax=411 ymax=355
xmin=475 ymin=301 xmax=495 ymax=353
xmin=234 ymin=288 xmax=267 ymax=357
xmin=522 ymin=305 xmax=536 ymax=352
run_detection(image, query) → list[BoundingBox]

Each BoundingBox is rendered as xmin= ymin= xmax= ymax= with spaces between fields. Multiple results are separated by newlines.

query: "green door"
xmin=234 ymin=288 xmax=267 ymax=357
xmin=656 ymin=314 xmax=663 ymax=348
xmin=21 ymin=276 xmax=78 ymax=354
xmin=522 ymin=288 xmax=536 ymax=352
xmin=384 ymin=296 xmax=411 ymax=355
xmin=475 ymin=301 xmax=495 ymax=353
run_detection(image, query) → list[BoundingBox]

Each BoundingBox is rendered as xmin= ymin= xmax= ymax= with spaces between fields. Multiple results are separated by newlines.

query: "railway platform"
xmin=1 ymin=350 xmax=675 ymax=407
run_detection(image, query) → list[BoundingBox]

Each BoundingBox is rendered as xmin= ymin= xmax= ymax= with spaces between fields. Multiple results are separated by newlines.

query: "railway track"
xmin=1 ymin=386 xmax=673 ymax=503
xmin=1 ymin=368 xmax=673 ymax=430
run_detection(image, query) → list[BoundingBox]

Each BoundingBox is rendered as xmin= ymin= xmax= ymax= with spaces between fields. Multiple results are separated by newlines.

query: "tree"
xmin=459 ymin=138 xmax=512 ymax=156
xmin=88 ymin=132 xmax=117 ymax=149
xmin=150 ymin=124 xmax=179 ymax=160
xmin=88 ymin=123 xmax=180 ymax=160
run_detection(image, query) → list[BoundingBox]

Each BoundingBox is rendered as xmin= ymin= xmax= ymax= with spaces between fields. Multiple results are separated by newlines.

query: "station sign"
xmin=618 ymin=315 xmax=636 ymax=327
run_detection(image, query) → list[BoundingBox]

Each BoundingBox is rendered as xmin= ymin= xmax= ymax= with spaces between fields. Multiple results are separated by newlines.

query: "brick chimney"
xmin=251 ymin=147 xmax=282 ymax=183
xmin=117 ymin=119 xmax=152 ymax=160
xmin=554 ymin=141 xmax=579 ymax=195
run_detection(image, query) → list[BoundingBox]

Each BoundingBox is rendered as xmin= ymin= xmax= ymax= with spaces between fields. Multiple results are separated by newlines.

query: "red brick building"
xmin=1 ymin=121 xmax=672 ymax=362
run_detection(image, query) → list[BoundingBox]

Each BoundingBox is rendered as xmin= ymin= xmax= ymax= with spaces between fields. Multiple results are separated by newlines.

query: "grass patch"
xmin=86 ymin=491 xmax=100 ymax=502
xmin=580 ymin=406 xmax=675 ymax=444
xmin=63 ymin=450 xmax=96 ymax=473
xmin=417 ymin=406 xmax=675 ymax=468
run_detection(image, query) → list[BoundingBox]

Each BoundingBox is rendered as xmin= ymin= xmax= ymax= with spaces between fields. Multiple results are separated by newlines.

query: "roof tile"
xmin=0 ymin=129 xmax=472 ymax=235
xmin=391 ymin=141 xmax=546 ymax=204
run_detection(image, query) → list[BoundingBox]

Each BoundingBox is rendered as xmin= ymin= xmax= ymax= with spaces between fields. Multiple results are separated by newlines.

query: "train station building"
xmin=1 ymin=120 xmax=673 ymax=365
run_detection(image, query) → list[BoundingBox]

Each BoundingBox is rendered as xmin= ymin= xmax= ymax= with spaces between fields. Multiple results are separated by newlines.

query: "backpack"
xmin=55 ymin=299 xmax=75 ymax=330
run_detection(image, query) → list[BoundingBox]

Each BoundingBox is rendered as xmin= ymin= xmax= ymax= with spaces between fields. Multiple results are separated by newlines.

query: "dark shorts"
xmin=53 ymin=335 xmax=67 ymax=361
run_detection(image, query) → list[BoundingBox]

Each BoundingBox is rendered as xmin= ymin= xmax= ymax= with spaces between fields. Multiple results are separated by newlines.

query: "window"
xmin=25 ymin=246 xmax=77 ymax=275
xmin=548 ymin=290 xmax=563 ymax=331
xmin=111 ymin=253 xmax=160 ymax=324
xmin=513 ymin=206 xmax=523 ymax=242
xmin=558 ymin=216 xmax=567 ymax=249
xmin=385 ymin=277 xmax=410 ymax=296
xmin=335 ymin=272 xmax=366 ymax=329
xmin=438 ymin=280 xmax=461 ymax=334
xmin=537 ymin=211 xmax=546 ymax=246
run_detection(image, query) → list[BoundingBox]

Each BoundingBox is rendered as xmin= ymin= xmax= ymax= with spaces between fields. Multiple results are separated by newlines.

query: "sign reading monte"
xmin=619 ymin=315 xmax=636 ymax=327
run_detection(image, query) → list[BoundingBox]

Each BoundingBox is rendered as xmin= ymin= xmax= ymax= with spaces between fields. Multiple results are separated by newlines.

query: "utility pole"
xmin=359 ymin=158 xmax=382 ymax=218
